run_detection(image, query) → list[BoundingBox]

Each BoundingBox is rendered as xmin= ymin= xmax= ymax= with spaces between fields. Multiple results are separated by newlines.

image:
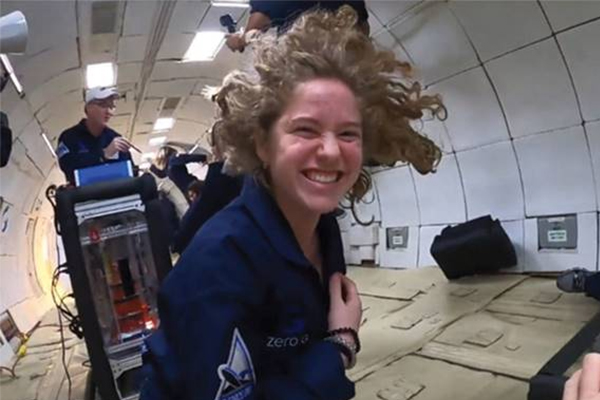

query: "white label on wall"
xmin=392 ymin=235 xmax=404 ymax=246
xmin=548 ymin=230 xmax=567 ymax=243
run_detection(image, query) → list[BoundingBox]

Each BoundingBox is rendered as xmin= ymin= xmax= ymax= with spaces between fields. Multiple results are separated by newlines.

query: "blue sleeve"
xmin=249 ymin=0 xmax=297 ymax=21
xmin=168 ymin=154 xmax=207 ymax=167
xmin=142 ymin=238 xmax=354 ymax=400
xmin=57 ymin=133 xmax=101 ymax=184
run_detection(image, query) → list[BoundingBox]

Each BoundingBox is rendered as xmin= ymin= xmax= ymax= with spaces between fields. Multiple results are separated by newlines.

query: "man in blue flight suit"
xmin=225 ymin=0 xmax=369 ymax=52
xmin=56 ymin=87 xmax=133 ymax=185
xmin=141 ymin=179 xmax=355 ymax=400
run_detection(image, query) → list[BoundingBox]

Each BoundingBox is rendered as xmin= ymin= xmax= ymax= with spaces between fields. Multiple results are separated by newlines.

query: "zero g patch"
xmin=214 ymin=328 xmax=256 ymax=400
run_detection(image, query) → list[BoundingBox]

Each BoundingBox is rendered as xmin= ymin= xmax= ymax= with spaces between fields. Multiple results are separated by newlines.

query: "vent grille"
xmin=91 ymin=1 xmax=119 ymax=35
xmin=159 ymin=97 xmax=181 ymax=117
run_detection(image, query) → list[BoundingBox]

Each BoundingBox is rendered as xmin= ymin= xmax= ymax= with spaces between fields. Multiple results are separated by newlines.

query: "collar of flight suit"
xmin=239 ymin=178 xmax=347 ymax=277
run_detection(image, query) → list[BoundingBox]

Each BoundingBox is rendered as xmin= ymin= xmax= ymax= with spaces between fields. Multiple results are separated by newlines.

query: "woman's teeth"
xmin=306 ymin=171 xmax=338 ymax=183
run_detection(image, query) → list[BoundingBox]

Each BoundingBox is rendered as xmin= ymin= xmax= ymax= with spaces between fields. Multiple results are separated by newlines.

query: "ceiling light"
xmin=149 ymin=136 xmax=167 ymax=146
xmin=0 ymin=55 xmax=24 ymax=95
xmin=211 ymin=0 xmax=249 ymax=8
xmin=153 ymin=117 xmax=174 ymax=132
xmin=41 ymin=132 xmax=57 ymax=158
xmin=86 ymin=62 xmax=115 ymax=89
xmin=183 ymin=31 xmax=225 ymax=62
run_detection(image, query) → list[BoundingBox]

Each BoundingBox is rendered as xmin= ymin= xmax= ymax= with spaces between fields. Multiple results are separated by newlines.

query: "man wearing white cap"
xmin=56 ymin=87 xmax=133 ymax=185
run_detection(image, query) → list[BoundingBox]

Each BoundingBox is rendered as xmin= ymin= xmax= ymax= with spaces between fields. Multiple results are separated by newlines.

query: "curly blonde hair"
xmin=214 ymin=5 xmax=446 ymax=201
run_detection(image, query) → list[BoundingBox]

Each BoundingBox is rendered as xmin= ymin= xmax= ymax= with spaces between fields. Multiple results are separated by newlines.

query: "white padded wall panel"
xmin=367 ymin=1 xmax=418 ymax=27
xmin=0 ymin=142 xmax=45 ymax=214
xmin=499 ymin=220 xmax=525 ymax=273
xmin=1 ymin=1 xmax=77 ymax=56
xmin=7 ymin=102 xmax=36 ymax=141
xmin=20 ymin=41 xmax=80 ymax=91
xmin=177 ymin=96 xmax=217 ymax=125
xmin=587 ymin=121 xmax=600 ymax=210
xmin=390 ymin=3 xmax=478 ymax=84
xmin=118 ymin=63 xmax=143 ymax=85
xmin=374 ymin=167 xmax=419 ymax=227
xmin=123 ymin=0 xmax=159 ymax=36
xmin=486 ymin=39 xmax=580 ymax=138
xmin=523 ymin=213 xmax=598 ymax=272
xmin=157 ymin=33 xmax=195 ymax=60
xmin=418 ymin=225 xmax=445 ymax=267
xmin=27 ymin=69 xmax=83 ymax=113
xmin=421 ymin=119 xmax=454 ymax=154
xmin=413 ymin=154 xmax=466 ymax=226
xmin=117 ymin=36 xmax=147 ymax=63
xmin=147 ymin=79 xmax=197 ymax=98
xmin=17 ymin=121 xmax=56 ymax=174
xmin=137 ymin=99 xmax=163 ymax=124
xmin=450 ymin=1 xmax=550 ymax=62
xmin=432 ymin=67 xmax=509 ymax=151
xmin=372 ymin=30 xmax=411 ymax=63
xmin=541 ymin=1 xmax=600 ymax=32
xmin=558 ymin=20 xmax=600 ymax=122
xmin=167 ymin=1 xmax=211 ymax=34
xmin=514 ymin=126 xmax=596 ymax=216
xmin=457 ymin=141 xmax=524 ymax=221
xmin=378 ymin=226 xmax=419 ymax=269
xmin=152 ymin=61 xmax=219 ymax=81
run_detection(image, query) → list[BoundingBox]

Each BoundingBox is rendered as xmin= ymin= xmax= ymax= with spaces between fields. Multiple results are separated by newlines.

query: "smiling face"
xmin=257 ymin=78 xmax=363 ymax=220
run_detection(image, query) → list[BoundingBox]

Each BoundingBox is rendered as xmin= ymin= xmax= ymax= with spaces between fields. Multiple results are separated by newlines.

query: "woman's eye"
xmin=294 ymin=127 xmax=318 ymax=137
xmin=340 ymin=131 xmax=361 ymax=141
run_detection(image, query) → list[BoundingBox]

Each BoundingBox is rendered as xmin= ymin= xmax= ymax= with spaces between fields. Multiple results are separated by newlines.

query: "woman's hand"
xmin=563 ymin=353 xmax=600 ymax=400
xmin=328 ymin=272 xmax=362 ymax=339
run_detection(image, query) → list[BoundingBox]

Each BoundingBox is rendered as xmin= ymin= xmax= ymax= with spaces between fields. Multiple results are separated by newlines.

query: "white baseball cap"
xmin=85 ymin=87 xmax=119 ymax=103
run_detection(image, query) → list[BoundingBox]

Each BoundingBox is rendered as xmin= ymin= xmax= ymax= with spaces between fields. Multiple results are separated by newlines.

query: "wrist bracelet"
xmin=324 ymin=335 xmax=357 ymax=369
xmin=327 ymin=327 xmax=361 ymax=353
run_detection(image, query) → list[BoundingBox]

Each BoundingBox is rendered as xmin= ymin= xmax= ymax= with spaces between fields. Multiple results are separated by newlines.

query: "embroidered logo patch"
xmin=56 ymin=142 xmax=70 ymax=158
xmin=214 ymin=328 xmax=256 ymax=400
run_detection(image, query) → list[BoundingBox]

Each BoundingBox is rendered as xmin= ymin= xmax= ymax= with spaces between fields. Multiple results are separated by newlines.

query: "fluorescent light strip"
xmin=41 ymin=132 xmax=57 ymax=158
xmin=183 ymin=32 xmax=225 ymax=62
xmin=0 ymin=54 xmax=24 ymax=95
xmin=86 ymin=62 xmax=115 ymax=89
xmin=211 ymin=1 xmax=250 ymax=8
xmin=153 ymin=118 xmax=174 ymax=131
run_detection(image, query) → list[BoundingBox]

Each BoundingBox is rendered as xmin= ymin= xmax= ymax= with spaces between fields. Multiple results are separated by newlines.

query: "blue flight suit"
xmin=56 ymin=119 xmax=133 ymax=185
xmin=167 ymin=154 xmax=208 ymax=194
xmin=172 ymin=161 xmax=244 ymax=254
xmin=140 ymin=179 xmax=354 ymax=400
xmin=249 ymin=0 xmax=369 ymax=33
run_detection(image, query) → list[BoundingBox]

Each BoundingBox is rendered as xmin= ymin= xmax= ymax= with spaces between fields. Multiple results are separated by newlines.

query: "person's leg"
xmin=557 ymin=268 xmax=600 ymax=301
xmin=584 ymin=272 xmax=600 ymax=301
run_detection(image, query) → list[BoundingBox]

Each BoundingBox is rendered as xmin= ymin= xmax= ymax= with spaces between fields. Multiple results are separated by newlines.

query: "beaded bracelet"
xmin=327 ymin=327 xmax=361 ymax=353
xmin=324 ymin=335 xmax=357 ymax=369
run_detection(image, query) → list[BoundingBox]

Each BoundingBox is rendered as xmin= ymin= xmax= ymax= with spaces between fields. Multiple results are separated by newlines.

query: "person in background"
xmin=141 ymin=6 xmax=444 ymax=400
xmin=148 ymin=147 xmax=190 ymax=247
xmin=563 ymin=353 xmax=600 ymax=400
xmin=155 ymin=145 xmax=208 ymax=195
xmin=186 ymin=179 xmax=204 ymax=204
xmin=225 ymin=0 xmax=369 ymax=52
xmin=56 ymin=87 xmax=132 ymax=185
xmin=171 ymin=121 xmax=244 ymax=255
